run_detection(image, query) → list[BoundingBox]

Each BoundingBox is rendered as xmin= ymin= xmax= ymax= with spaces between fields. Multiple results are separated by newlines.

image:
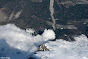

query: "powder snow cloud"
xmin=0 ymin=24 xmax=55 ymax=59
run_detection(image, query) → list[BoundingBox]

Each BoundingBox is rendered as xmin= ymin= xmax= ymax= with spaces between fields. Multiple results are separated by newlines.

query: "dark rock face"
xmin=0 ymin=0 xmax=88 ymax=40
xmin=0 ymin=0 xmax=52 ymax=32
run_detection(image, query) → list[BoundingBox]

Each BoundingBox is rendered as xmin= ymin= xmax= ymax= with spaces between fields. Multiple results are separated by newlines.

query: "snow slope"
xmin=0 ymin=24 xmax=55 ymax=59
xmin=32 ymin=34 xmax=88 ymax=59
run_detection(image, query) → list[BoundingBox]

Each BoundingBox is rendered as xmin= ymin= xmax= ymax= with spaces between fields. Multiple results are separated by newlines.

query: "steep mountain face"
xmin=0 ymin=0 xmax=88 ymax=40
xmin=0 ymin=0 xmax=52 ymax=32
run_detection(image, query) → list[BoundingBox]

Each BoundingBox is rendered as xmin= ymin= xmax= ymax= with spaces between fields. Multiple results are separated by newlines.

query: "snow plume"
xmin=32 ymin=34 xmax=88 ymax=59
xmin=0 ymin=24 xmax=55 ymax=59
xmin=42 ymin=29 xmax=55 ymax=41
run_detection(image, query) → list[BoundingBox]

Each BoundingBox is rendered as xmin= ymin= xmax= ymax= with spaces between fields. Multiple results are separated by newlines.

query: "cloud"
xmin=0 ymin=24 xmax=55 ymax=59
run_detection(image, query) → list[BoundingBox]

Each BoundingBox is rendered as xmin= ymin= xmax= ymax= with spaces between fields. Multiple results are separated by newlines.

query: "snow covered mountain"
xmin=0 ymin=0 xmax=88 ymax=41
xmin=0 ymin=0 xmax=88 ymax=59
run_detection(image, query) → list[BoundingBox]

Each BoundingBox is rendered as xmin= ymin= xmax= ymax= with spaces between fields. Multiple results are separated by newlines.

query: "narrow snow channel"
xmin=49 ymin=0 xmax=56 ymax=30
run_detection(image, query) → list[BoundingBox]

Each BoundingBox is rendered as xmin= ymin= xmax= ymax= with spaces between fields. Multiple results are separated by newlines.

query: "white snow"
xmin=1 ymin=24 xmax=88 ymax=59
xmin=0 ymin=24 xmax=55 ymax=59
xmin=42 ymin=29 xmax=55 ymax=41
xmin=49 ymin=0 xmax=56 ymax=30
xmin=26 ymin=28 xmax=35 ymax=34
xmin=32 ymin=34 xmax=88 ymax=59
xmin=15 ymin=10 xmax=22 ymax=19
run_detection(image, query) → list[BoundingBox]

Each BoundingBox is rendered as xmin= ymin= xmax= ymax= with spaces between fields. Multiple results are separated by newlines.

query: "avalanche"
xmin=0 ymin=24 xmax=55 ymax=59
xmin=0 ymin=24 xmax=88 ymax=59
xmin=32 ymin=34 xmax=88 ymax=59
